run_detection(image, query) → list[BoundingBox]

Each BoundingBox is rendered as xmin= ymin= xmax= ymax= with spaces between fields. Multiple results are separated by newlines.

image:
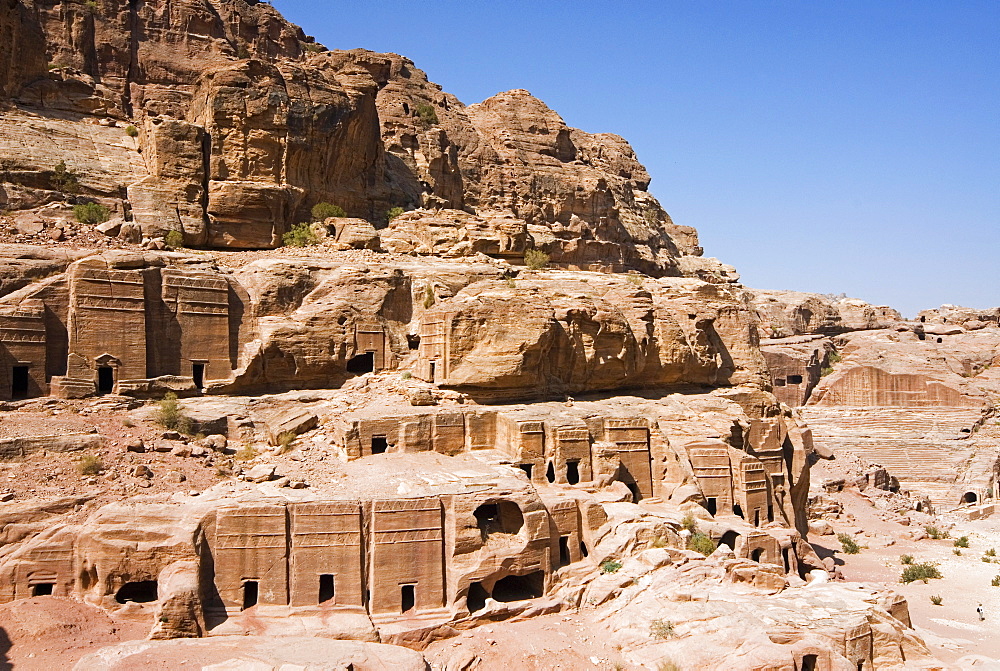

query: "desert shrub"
xmin=657 ymin=662 xmax=682 ymax=671
xmin=84 ymin=0 xmax=98 ymax=13
xmin=983 ymin=556 xmax=993 ymax=563
xmin=930 ymin=595 xmax=943 ymax=605
xmin=987 ymin=548 xmax=996 ymax=557
xmin=688 ymin=532 xmax=716 ymax=556
xmin=827 ymin=351 xmax=842 ymax=364
xmin=954 ymin=536 xmax=970 ymax=548
xmin=649 ymin=619 xmax=675 ymax=639
xmin=925 ymin=526 xmax=949 ymax=540
xmin=820 ymin=366 xmax=835 ymax=377
xmin=124 ymin=124 xmax=138 ymax=137
xmin=506 ymin=277 xmax=516 ymax=289
xmin=275 ymin=431 xmax=296 ymax=453
xmin=311 ymin=202 xmax=345 ymax=221
xmin=953 ymin=549 xmax=962 ymax=556
xmin=415 ymin=103 xmax=438 ymax=127
xmin=650 ymin=535 xmax=668 ymax=549
xmin=599 ymin=558 xmax=622 ymax=574
xmin=992 ymin=575 xmax=1000 ymax=587
xmin=681 ymin=513 xmax=698 ymax=533
xmin=423 ymin=284 xmax=435 ymax=309
xmin=282 ymin=222 xmax=319 ymax=247
xmin=626 ymin=274 xmax=643 ymax=286
xmin=51 ymin=161 xmax=80 ymax=194
xmin=523 ymin=248 xmax=550 ymax=270
xmin=900 ymin=555 xmax=914 ymax=565
xmin=73 ymin=202 xmax=110 ymax=225
xmin=156 ymin=392 xmax=192 ymax=434
xmin=386 ymin=206 xmax=405 ymax=222
xmin=234 ymin=444 xmax=259 ymax=462
xmin=837 ymin=533 xmax=860 ymax=555
xmin=302 ymin=41 xmax=322 ymax=53
xmin=164 ymin=229 xmax=184 ymax=249
xmin=400 ymin=371 xmax=412 ymax=380
xmin=900 ymin=562 xmax=942 ymax=584
xmin=77 ymin=453 xmax=103 ymax=475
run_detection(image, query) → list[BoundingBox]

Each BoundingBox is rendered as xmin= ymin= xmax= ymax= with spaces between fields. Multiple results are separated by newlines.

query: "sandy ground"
xmin=0 ymin=597 xmax=147 ymax=670
xmin=814 ymin=488 xmax=1000 ymax=665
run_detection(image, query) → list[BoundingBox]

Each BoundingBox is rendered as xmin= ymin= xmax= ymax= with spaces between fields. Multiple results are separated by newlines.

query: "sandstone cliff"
xmin=0 ymin=1 xmax=701 ymax=276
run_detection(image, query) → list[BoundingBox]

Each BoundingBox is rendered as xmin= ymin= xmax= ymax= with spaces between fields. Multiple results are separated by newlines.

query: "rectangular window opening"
xmin=371 ymin=436 xmax=388 ymax=455
xmin=566 ymin=460 xmax=580 ymax=485
xmin=558 ymin=536 xmax=571 ymax=567
xmin=31 ymin=583 xmax=54 ymax=596
xmin=400 ymin=584 xmax=416 ymax=613
xmin=787 ymin=374 xmax=803 ymax=384
xmin=11 ymin=365 xmax=28 ymax=399
xmin=97 ymin=366 xmax=114 ymax=395
xmin=192 ymin=362 xmax=205 ymax=390
xmin=241 ymin=580 xmax=259 ymax=610
xmin=319 ymin=574 xmax=335 ymax=604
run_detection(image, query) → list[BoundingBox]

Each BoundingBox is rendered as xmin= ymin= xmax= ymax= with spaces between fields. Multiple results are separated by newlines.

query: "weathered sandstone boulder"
xmin=752 ymin=289 xmax=901 ymax=337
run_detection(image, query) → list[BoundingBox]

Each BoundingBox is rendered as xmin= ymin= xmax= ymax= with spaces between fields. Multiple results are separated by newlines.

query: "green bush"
xmin=164 ymin=229 xmax=184 ymax=249
xmin=52 ymin=161 xmax=80 ymax=194
xmin=837 ymin=533 xmax=860 ymax=555
xmin=930 ymin=595 xmax=943 ymax=605
xmin=282 ymin=222 xmax=320 ymax=247
xmin=900 ymin=554 xmax=914 ymax=565
xmin=599 ymin=558 xmax=622 ymax=574
xmin=311 ymin=202 xmax=345 ymax=221
xmin=523 ymin=249 xmax=550 ymax=270
xmin=820 ymin=366 xmax=835 ymax=377
xmin=649 ymin=619 xmax=675 ymax=639
xmin=302 ymin=42 xmax=323 ymax=53
xmin=954 ymin=536 xmax=970 ymax=548
xmin=415 ymin=103 xmax=438 ymax=128
xmin=680 ymin=513 xmax=698 ymax=533
xmin=688 ymin=532 xmax=716 ymax=556
xmin=827 ymin=351 xmax=842 ymax=364
xmin=125 ymin=124 xmax=138 ymax=137
xmin=157 ymin=392 xmax=192 ymax=434
xmin=626 ymin=274 xmax=643 ymax=286
xmin=77 ymin=453 xmax=103 ymax=475
xmin=925 ymin=526 xmax=949 ymax=540
xmin=900 ymin=562 xmax=942 ymax=584
xmin=73 ymin=202 xmax=110 ymax=225
xmin=386 ymin=206 xmax=405 ymax=222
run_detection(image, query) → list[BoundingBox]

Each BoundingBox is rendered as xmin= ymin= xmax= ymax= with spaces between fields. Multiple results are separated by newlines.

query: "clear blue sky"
xmin=273 ymin=1 xmax=999 ymax=317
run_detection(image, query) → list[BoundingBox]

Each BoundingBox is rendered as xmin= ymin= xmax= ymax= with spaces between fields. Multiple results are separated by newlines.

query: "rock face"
xmin=773 ymin=322 xmax=1000 ymax=508
xmin=0 ymin=247 xmax=770 ymax=399
xmin=0 ymin=1 xmax=959 ymax=668
xmin=751 ymin=290 xmax=901 ymax=338
xmin=0 ymin=3 xmax=702 ymax=274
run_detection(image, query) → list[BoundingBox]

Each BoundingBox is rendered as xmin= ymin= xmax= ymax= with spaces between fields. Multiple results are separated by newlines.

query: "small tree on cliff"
xmin=311 ymin=202 xmax=345 ymax=221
